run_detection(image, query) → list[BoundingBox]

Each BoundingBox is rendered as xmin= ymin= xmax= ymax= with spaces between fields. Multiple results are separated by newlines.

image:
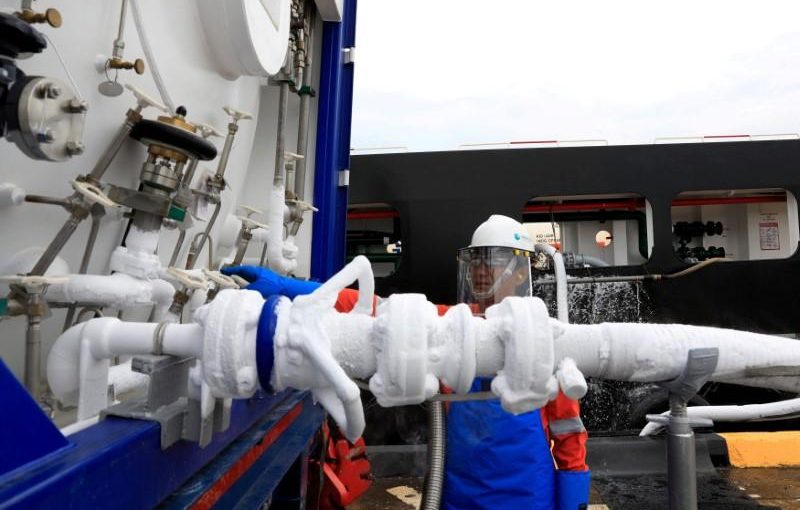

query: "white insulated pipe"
xmin=640 ymin=397 xmax=800 ymax=436
xmin=535 ymin=243 xmax=568 ymax=323
xmin=265 ymin=184 xmax=297 ymax=274
xmin=549 ymin=321 xmax=800 ymax=393
xmin=44 ymin=256 xmax=800 ymax=440
xmin=47 ymin=318 xmax=202 ymax=406
xmin=45 ymin=272 xmax=174 ymax=319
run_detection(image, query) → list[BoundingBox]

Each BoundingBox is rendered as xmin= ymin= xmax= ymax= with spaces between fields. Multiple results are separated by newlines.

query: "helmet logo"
xmin=514 ymin=233 xmax=521 ymax=240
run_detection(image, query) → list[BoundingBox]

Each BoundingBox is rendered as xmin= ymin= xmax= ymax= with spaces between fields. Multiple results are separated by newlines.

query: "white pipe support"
xmin=640 ymin=397 xmax=800 ymax=436
xmin=109 ymin=359 xmax=150 ymax=397
xmin=535 ymin=243 xmax=569 ymax=323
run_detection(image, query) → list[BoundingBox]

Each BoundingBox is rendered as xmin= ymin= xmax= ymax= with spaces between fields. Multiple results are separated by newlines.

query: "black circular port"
xmin=130 ymin=119 xmax=218 ymax=161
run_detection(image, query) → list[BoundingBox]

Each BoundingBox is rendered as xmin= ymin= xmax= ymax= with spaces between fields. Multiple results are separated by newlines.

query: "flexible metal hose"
xmin=421 ymin=400 xmax=446 ymax=510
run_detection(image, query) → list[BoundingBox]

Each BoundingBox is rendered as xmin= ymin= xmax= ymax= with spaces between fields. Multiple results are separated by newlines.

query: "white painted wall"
xmin=0 ymin=1 xmax=324 ymax=379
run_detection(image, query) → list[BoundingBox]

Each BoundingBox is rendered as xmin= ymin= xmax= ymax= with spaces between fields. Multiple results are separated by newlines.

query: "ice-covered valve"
xmin=268 ymin=256 xmax=375 ymax=441
xmin=369 ymin=294 xmax=440 ymax=406
xmin=490 ymin=297 xmax=559 ymax=414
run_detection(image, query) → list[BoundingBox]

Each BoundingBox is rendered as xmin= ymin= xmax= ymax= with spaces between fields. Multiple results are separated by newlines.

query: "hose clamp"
xmin=152 ymin=321 xmax=169 ymax=355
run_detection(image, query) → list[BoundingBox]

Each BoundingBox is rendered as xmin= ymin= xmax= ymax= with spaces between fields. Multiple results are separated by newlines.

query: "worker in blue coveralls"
xmin=223 ymin=215 xmax=591 ymax=510
xmin=444 ymin=214 xmax=590 ymax=510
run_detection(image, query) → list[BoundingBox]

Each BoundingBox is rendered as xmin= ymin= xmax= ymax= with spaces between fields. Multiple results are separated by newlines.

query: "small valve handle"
xmin=287 ymin=198 xmax=319 ymax=213
xmin=71 ymin=180 xmax=120 ymax=209
xmin=223 ymin=106 xmax=254 ymax=123
xmin=0 ymin=274 xmax=69 ymax=292
xmin=236 ymin=216 xmax=268 ymax=231
xmin=284 ymin=151 xmax=305 ymax=162
xmin=17 ymin=8 xmax=62 ymax=28
xmin=166 ymin=267 xmax=208 ymax=290
xmin=124 ymin=83 xmax=168 ymax=113
xmin=193 ymin=122 xmax=224 ymax=139
xmin=229 ymin=275 xmax=249 ymax=288
xmin=108 ymin=57 xmax=145 ymax=75
xmin=201 ymin=269 xmax=239 ymax=289
xmin=238 ymin=205 xmax=263 ymax=218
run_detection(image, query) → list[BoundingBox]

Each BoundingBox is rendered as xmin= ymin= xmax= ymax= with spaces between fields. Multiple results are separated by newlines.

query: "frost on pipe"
xmin=640 ymin=397 xmax=800 ymax=436
xmin=46 ymin=257 xmax=800 ymax=442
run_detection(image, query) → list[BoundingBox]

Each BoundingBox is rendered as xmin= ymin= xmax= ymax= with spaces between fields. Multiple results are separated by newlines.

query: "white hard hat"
xmin=469 ymin=215 xmax=534 ymax=252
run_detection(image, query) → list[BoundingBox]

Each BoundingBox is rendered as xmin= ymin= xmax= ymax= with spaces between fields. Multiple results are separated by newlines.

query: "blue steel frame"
xmin=311 ymin=0 xmax=359 ymax=281
xmin=0 ymin=388 xmax=324 ymax=509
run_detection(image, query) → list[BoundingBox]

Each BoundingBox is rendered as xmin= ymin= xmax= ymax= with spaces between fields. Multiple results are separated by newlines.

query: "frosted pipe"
xmin=549 ymin=320 xmax=800 ymax=393
xmin=45 ymin=257 xmax=800 ymax=440
xmin=265 ymin=183 xmax=298 ymax=274
xmin=45 ymin=272 xmax=174 ymax=319
xmin=129 ymin=0 xmax=175 ymax=112
xmin=307 ymin=254 xmax=374 ymax=315
xmin=640 ymin=397 xmax=800 ymax=436
xmin=535 ymin=243 xmax=568 ymax=323
xmin=47 ymin=318 xmax=203 ymax=407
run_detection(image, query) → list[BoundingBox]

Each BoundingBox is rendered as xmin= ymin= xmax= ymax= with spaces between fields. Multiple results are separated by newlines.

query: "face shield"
xmin=456 ymin=246 xmax=532 ymax=316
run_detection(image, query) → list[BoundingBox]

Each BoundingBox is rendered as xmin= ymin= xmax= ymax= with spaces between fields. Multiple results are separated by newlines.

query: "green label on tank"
xmin=0 ymin=298 xmax=7 ymax=317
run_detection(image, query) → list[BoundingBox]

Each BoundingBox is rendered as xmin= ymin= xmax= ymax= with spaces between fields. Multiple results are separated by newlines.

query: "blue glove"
xmin=556 ymin=469 xmax=591 ymax=510
xmin=221 ymin=265 xmax=321 ymax=299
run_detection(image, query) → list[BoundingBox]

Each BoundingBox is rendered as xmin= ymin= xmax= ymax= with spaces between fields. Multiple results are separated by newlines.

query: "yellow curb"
xmin=719 ymin=431 xmax=800 ymax=468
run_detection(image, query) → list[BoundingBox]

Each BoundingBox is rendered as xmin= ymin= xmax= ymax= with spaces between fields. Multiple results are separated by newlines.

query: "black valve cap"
xmin=176 ymin=105 xmax=187 ymax=117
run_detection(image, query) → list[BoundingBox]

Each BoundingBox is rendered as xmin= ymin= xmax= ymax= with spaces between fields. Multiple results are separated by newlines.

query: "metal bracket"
xmin=342 ymin=47 xmax=356 ymax=64
xmin=101 ymin=355 xmax=231 ymax=449
xmin=659 ymin=347 xmax=719 ymax=402
xmin=338 ymin=169 xmax=350 ymax=187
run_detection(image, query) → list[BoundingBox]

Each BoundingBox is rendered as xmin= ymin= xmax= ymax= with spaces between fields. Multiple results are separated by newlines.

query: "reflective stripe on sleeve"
xmin=549 ymin=417 xmax=586 ymax=436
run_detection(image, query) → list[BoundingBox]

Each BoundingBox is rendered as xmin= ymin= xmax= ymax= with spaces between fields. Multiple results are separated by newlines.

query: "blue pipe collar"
xmin=256 ymin=295 xmax=285 ymax=392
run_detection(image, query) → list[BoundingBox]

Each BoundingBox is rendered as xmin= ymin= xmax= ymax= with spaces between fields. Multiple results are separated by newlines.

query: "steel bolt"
xmin=66 ymin=141 xmax=85 ymax=156
xmin=45 ymin=84 xmax=62 ymax=99
xmin=37 ymin=129 xmax=56 ymax=143
xmin=65 ymin=98 xmax=89 ymax=113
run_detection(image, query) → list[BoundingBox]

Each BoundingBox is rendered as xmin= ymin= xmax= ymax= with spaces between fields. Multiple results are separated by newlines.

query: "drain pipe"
xmin=263 ymin=76 xmax=299 ymax=274
xmin=535 ymin=243 xmax=568 ymax=323
xmin=294 ymin=6 xmax=314 ymax=202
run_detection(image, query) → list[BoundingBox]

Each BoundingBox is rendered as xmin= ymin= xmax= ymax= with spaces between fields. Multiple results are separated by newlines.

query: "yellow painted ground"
xmin=720 ymin=431 xmax=800 ymax=468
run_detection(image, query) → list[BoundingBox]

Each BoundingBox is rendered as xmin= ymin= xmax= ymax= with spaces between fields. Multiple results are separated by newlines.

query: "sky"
xmin=351 ymin=1 xmax=800 ymax=152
